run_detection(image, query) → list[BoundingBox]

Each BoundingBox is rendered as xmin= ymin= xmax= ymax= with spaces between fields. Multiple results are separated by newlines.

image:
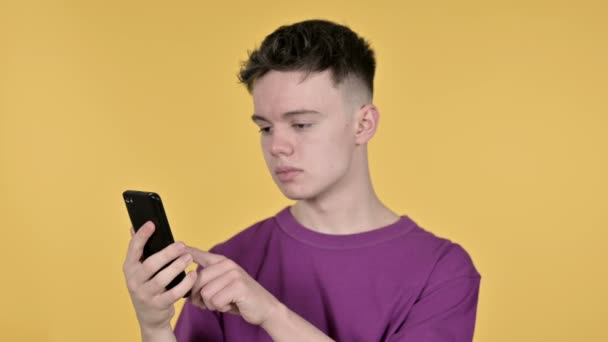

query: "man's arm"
xmin=261 ymin=301 xmax=334 ymax=342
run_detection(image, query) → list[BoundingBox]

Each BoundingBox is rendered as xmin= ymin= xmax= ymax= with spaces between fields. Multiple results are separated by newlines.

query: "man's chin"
xmin=281 ymin=191 xmax=307 ymax=201
xmin=277 ymin=185 xmax=314 ymax=201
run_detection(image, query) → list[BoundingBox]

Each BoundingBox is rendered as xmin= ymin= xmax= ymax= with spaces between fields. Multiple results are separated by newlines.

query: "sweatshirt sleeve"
xmin=389 ymin=243 xmax=481 ymax=342
xmin=174 ymin=297 xmax=224 ymax=342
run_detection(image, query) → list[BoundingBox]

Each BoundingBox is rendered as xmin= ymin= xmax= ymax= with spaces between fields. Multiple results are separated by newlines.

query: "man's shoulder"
xmin=403 ymin=217 xmax=480 ymax=279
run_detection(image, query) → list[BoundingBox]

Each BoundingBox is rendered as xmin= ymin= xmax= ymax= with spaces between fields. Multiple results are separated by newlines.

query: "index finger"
xmin=125 ymin=221 xmax=155 ymax=265
xmin=186 ymin=246 xmax=225 ymax=267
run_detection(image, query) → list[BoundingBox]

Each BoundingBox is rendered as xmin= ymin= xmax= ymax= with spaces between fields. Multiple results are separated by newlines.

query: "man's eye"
xmin=259 ymin=127 xmax=272 ymax=134
xmin=293 ymin=123 xmax=313 ymax=130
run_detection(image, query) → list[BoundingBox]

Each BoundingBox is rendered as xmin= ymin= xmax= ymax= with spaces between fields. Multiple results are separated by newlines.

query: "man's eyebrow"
xmin=251 ymin=110 xmax=322 ymax=123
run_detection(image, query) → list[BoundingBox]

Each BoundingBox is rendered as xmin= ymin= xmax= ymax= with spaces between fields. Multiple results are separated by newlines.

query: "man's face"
xmin=251 ymin=70 xmax=358 ymax=200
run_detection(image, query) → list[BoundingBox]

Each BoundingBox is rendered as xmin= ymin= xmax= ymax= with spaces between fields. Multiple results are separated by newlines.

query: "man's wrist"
xmin=260 ymin=300 xmax=289 ymax=332
xmin=140 ymin=324 xmax=176 ymax=342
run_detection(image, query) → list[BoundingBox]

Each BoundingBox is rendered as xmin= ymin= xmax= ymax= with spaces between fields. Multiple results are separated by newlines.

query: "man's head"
xmin=239 ymin=20 xmax=380 ymax=202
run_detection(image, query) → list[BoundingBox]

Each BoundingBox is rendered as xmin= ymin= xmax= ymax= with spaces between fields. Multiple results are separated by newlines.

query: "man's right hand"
xmin=123 ymin=221 xmax=197 ymax=336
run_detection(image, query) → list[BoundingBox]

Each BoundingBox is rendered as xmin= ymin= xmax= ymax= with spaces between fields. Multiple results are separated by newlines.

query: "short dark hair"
xmin=238 ymin=19 xmax=376 ymax=94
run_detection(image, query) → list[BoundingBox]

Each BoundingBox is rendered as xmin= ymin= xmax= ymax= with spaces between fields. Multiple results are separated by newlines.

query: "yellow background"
xmin=1 ymin=0 xmax=606 ymax=341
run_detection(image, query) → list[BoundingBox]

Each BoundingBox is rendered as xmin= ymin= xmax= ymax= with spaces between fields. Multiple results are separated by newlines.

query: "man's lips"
xmin=274 ymin=167 xmax=302 ymax=182
xmin=274 ymin=166 xmax=302 ymax=174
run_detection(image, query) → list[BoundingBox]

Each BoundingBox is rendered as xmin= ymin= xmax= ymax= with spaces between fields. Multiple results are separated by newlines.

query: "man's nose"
xmin=269 ymin=130 xmax=294 ymax=157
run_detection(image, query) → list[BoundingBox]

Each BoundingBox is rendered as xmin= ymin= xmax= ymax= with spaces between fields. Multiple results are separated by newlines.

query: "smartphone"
xmin=122 ymin=190 xmax=190 ymax=297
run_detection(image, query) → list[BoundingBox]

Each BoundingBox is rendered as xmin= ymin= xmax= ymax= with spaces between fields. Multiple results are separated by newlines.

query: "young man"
xmin=123 ymin=20 xmax=481 ymax=341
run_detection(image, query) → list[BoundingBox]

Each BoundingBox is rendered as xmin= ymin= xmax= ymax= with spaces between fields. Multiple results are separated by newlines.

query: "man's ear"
xmin=354 ymin=104 xmax=380 ymax=145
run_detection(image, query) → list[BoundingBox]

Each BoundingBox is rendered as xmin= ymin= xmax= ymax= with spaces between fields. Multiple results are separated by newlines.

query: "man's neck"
xmin=290 ymin=185 xmax=399 ymax=235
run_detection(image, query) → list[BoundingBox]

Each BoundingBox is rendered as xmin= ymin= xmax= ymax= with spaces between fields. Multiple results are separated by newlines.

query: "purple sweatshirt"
xmin=175 ymin=207 xmax=481 ymax=341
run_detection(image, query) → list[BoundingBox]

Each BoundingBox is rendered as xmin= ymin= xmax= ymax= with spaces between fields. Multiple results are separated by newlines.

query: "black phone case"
xmin=122 ymin=190 xmax=190 ymax=297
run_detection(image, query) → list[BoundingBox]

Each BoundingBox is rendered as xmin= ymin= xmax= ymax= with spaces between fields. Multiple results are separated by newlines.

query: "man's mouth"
xmin=274 ymin=167 xmax=302 ymax=182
